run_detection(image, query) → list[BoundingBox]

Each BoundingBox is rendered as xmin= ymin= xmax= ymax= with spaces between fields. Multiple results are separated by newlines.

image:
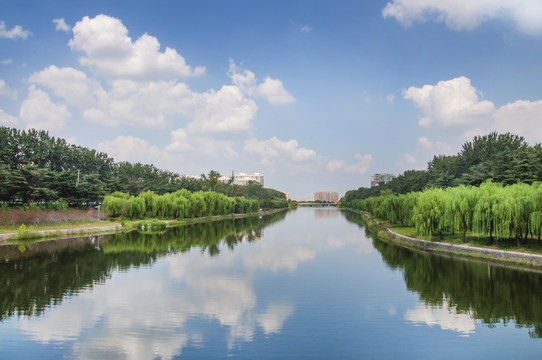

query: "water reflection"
xmin=1 ymin=212 xmax=300 ymax=358
xmin=404 ymin=300 xmax=478 ymax=336
xmin=343 ymin=210 xmax=542 ymax=338
xmin=0 ymin=212 xmax=287 ymax=322
xmin=313 ymin=208 xmax=339 ymax=219
xmin=3 ymin=209 xmax=542 ymax=359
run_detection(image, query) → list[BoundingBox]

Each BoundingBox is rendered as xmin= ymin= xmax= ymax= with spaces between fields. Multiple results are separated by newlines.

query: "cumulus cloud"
xmin=0 ymin=20 xmax=31 ymax=39
xmin=1 ymin=58 xmax=13 ymax=65
xmin=19 ymin=85 xmax=70 ymax=131
xmin=244 ymin=137 xmax=317 ymax=165
xmin=417 ymin=136 xmax=453 ymax=154
xmin=188 ymin=85 xmax=258 ymax=133
xmin=403 ymin=76 xmax=494 ymax=128
xmin=20 ymin=15 xmax=299 ymax=165
xmin=29 ymin=66 xmax=105 ymax=109
xmin=327 ymin=154 xmax=374 ymax=175
xmin=69 ymin=14 xmax=205 ymax=80
xmin=97 ymin=135 xmax=177 ymax=164
xmin=382 ymin=0 xmax=542 ymax=34
xmin=405 ymin=76 xmax=542 ymax=151
xmin=0 ymin=79 xmax=16 ymax=98
xmin=53 ymin=18 xmax=70 ymax=32
xmin=228 ymin=60 xmax=295 ymax=105
xmin=255 ymin=77 xmax=295 ymax=105
xmin=0 ymin=109 xmax=18 ymax=126
xmin=492 ymin=100 xmax=542 ymax=145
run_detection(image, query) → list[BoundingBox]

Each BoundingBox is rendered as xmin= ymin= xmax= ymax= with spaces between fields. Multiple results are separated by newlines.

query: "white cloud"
xmin=228 ymin=60 xmax=257 ymax=95
xmin=228 ymin=60 xmax=295 ymax=105
xmin=492 ymin=100 xmax=542 ymax=145
xmin=386 ymin=94 xmax=395 ymax=103
xmin=382 ymin=0 xmax=542 ymax=34
xmin=327 ymin=154 xmax=374 ymax=175
xmin=301 ymin=25 xmax=312 ymax=33
xmin=403 ymin=76 xmax=494 ymax=128
xmin=188 ymin=85 xmax=258 ymax=133
xmin=0 ymin=79 xmax=16 ymax=98
xmin=1 ymin=58 xmax=13 ymax=65
xmin=255 ymin=77 xmax=295 ymax=105
xmin=0 ymin=20 xmax=31 ymax=39
xmin=417 ymin=136 xmax=453 ymax=154
xmin=166 ymin=128 xmax=194 ymax=153
xmin=53 ymin=18 xmax=70 ymax=32
xmin=19 ymin=85 xmax=70 ymax=131
xmin=403 ymin=153 xmax=417 ymax=164
xmin=69 ymin=15 xmax=205 ymax=80
xmin=29 ymin=66 xmax=105 ymax=109
xmin=166 ymin=129 xmax=239 ymax=159
xmin=405 ymin=76 xmax=542 ymax=146
xmin=244 ymin=137 xmax=317 ymax=165
xmin=97 ymin=135 xmax=178 ymax=164
xmin=0 ymin=109 xmax=18 ymax=126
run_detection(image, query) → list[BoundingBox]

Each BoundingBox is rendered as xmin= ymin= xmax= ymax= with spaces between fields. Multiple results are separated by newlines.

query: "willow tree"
xmin=472 ymin=181 xmax=501 ymax=245
xmin=530 ymin=182 xmax=542 ymax=241
xmin=412 ymin=188 xmax=447 ymax=240
xmin=444 ymin=185 xmax=478 ymax=242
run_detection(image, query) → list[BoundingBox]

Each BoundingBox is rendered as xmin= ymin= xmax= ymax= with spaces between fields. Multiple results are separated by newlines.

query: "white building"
xmin=233 ymin=172 xmax=264 ymax=186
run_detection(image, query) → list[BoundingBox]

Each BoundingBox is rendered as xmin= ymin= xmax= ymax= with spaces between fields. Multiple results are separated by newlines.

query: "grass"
xmin=383 ymin=219 xmax=542 ymax=254
xmin=7 ymin=231 xmax=42 ymax=242
xmin=0 ymin=220 xmax=122 ymax=234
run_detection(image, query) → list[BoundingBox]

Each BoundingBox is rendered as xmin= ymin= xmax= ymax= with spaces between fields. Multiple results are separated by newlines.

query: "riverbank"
xmin=345 ymin=208 xmax=542 ymax=267
xmin=0 ymin=208 xmax=287 ymax=244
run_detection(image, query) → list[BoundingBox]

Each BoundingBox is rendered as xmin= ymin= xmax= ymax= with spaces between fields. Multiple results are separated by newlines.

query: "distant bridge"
xmin=297 ymin=202 xmax=337 ymax=207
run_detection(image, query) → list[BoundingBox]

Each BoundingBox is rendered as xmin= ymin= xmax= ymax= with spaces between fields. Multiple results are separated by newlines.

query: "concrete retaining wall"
xmin=386 ymin=228 xmax=542 ymax=265
xmin=349 ymin=209 xmax=542 ymax=266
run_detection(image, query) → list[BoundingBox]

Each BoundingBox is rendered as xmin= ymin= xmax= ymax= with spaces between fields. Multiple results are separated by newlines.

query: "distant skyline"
xmin=2 ymin=1 xmax=542 ymax=198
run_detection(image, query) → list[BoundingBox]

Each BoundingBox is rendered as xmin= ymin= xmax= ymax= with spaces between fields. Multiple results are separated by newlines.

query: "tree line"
xmin=102 ymin=189 xmax=261 ymax=219
xmin=341 ymin=132 xmax=542 ymax=203
xmin=344 ymin=181 xmax=542 ymax=246
xmin=0 ymin=126 xmax=286 ymax=209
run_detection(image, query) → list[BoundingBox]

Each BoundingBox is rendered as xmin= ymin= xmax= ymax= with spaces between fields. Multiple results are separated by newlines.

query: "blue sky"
xmin=1 ymin=1 xmax=542 ymax=199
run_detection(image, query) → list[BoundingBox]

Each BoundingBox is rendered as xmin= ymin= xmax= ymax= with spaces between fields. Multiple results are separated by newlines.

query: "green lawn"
xmin=384 ymin=220 xmax=542 ymax=254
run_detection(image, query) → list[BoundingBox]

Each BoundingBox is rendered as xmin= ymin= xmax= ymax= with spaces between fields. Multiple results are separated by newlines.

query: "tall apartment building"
xmin=314 ymin=191 xmax=339 ymax=203
xmin=370 ymin=173 xmax=395 ymax=187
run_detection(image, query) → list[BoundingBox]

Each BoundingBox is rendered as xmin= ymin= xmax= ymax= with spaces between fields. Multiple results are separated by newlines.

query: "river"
xmin=1 ymin=208 xmax=541 ymax=359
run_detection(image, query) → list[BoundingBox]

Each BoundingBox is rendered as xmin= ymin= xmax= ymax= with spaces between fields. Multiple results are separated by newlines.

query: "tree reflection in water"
xmin=343 ymin=210 xmax=542 ymax=338
xmin=0 ymin=211 xmax=287 ymax=322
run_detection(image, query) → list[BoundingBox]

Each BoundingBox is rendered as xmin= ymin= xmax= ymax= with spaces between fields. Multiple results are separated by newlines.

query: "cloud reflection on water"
xmin=404 ymin=299 xmax=479 ymax=336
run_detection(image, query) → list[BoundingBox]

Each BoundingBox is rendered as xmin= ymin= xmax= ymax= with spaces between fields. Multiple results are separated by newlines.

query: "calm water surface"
xmin=1 ymin=208 xmax=542 ymax=359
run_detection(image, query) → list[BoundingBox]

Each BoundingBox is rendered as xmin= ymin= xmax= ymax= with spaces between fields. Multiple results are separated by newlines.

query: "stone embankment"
xmin=386 ymin=227 xmax=542 ymax=265
xmin=0 ymin=208 xmax=286 ymax=244
xmin=355 ymin=210 xmax=542 ymax=266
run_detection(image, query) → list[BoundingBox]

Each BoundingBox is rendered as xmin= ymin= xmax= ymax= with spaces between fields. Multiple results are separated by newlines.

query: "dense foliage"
xmin=344 ymin=181 xmax=542 ymax=245
xmin=340 ymin=132 xmax=542 ymax=204
xmin=0 ymin=126 xmax=286 ymax=209
xmin=102 ymin=189 xmax=260 ymax=219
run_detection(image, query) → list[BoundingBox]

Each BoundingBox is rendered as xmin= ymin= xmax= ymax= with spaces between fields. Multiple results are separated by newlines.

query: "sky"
xmin=1 ymin=0 xmax=542 ymax=199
